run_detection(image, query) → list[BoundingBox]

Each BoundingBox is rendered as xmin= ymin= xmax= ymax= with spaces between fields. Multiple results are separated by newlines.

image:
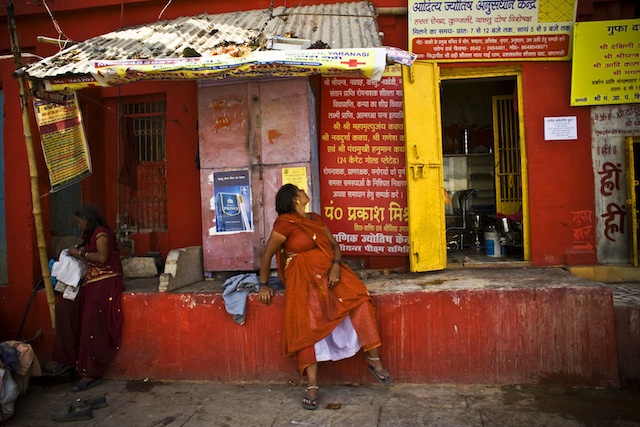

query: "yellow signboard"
xmin=409 ymin=0 xmax=576 ymax=61
xmin=571 ymin=19 xmax=640 ymax=106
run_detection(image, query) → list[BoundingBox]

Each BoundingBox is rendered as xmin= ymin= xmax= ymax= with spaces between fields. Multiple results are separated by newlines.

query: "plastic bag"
xmin=0 ymin=367 xmax=19 ymax=421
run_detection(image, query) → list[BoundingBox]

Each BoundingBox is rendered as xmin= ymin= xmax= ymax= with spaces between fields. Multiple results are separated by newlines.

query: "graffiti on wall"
xmin=592 ymin=104 xmax=640 ymax=262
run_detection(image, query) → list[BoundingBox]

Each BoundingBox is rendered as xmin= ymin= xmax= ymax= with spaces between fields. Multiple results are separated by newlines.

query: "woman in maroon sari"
xmin=258 ymin=184 xmax=391 ymax=410
xmin=52 ymin=204 xmax=124 ymax=392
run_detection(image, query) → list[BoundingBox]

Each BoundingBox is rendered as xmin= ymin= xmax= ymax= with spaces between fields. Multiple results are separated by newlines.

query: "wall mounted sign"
xmin=409 ymin=0 xmax=576 ymax=61
xmin=571 ymin=18 xmax=640 ymax=106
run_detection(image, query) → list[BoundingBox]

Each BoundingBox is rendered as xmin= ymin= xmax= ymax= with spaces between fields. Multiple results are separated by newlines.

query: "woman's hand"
xmin=68 ymin=246 xmax=82 ymax=258
xmin=259 ymin=285 xmax=274 ymax=305
xmin=328 ymin=263 xmax=341 ymax=288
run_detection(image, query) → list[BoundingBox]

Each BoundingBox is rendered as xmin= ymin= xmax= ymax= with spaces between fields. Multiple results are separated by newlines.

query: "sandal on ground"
xmin=71 ymin=377 xmax=102 ymax=393
xmin=302 ymin=385 xmax=319 ymax=410
xmin=366 ymin=356 xmax=392 ymax=384
xmin=74 ymin=394 xmax=107 ymax=410
xmin=50 ymin=403 xmax=93 ymax=422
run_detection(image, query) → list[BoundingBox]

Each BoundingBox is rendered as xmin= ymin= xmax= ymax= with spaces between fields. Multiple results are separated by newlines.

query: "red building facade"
xmin=0 ymin=0 xmax=636 ymax=384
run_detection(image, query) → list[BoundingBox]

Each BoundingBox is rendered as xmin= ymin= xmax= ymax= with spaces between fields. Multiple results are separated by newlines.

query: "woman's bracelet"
xmin=332 ymin=259 xmax=341 ymax=264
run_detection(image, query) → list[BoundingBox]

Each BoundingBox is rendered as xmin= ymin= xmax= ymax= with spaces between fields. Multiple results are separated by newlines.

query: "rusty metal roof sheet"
xmin=27 ymin=1 xmax=381 ymax=79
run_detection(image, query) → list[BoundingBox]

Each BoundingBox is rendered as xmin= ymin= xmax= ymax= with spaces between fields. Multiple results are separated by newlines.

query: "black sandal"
xmin=302 ymin=385 xmax=319 ymax=410
xmin=366 ymin=356 xmax=392 ymax=384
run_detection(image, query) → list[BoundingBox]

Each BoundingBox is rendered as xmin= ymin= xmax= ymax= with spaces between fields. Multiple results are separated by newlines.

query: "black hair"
xmin=75 ymin=204 xmax=109 ymax=246
xmin=275 ymin=184 xmax=299 ymax=215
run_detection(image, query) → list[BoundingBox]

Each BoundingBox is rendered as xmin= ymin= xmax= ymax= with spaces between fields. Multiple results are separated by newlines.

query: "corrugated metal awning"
xmin=26 ymin=1 xmax=404 ymax=91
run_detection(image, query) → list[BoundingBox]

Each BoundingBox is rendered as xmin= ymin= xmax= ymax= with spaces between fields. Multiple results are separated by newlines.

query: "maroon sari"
xmin=53 ymin=226 xmax=124 ymax=378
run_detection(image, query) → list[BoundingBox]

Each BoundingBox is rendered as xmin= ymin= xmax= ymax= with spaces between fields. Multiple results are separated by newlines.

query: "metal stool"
xmin=446 ymin=188 xmax=478 ymax=250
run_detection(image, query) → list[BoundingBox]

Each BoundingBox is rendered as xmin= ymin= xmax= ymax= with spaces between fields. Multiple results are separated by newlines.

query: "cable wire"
xmin=41 ymin=0 xmax=72 ymax=49
xmin=158 ymin=0 xmax=173 ymax=21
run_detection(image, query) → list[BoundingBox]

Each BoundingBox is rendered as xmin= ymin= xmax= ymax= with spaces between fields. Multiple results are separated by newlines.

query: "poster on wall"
xmin=409 ymin=0 xmax=576 ymax=61
xmin=571 ymin=18 xmax=640 ymax=106
xmin=544 ymin=116 xmax=577 ymax=140
xmin=282 ymin=167 xmax=310 ymax=213
xmin=33 ymin=92 xmax=92 ymax=192
xmin=212 ymin=170 xmax=253 ymax=233
xmin=320 ymin=65 xmax=409 ymax=257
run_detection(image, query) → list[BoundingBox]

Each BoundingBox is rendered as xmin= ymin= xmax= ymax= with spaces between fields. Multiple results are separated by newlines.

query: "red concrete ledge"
xmin=109 ymin=269 xmax=619 ymax=387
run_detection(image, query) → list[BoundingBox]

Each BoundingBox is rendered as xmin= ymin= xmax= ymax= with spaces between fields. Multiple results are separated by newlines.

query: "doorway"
xmin=401 ymin=64 xmax=529 ymax=272
xmin=626 ymin=136 xmax=640 ymax=266
xmin=440 ymin=69 xmax=528 ymax=264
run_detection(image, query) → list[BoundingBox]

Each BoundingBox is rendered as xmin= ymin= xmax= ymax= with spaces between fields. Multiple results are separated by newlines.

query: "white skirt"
xmin=314 ymin=315 xmax=361 ymax=362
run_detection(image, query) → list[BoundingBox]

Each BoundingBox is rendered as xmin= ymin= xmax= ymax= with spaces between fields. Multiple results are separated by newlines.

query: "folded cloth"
xmin=221 ymin=274 xmax=284 ymax=325
xmin=62 ymin=284 xmax=80 ymax=301
xmin=51 ymin=249 xmax=87 ymax=288
xmin=222 ymin=273 xmax=260 ymax=325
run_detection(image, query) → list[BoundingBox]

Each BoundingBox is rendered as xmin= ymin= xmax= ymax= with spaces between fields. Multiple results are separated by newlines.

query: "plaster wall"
xmin=521 ymin=62 xmax=596 ymax=266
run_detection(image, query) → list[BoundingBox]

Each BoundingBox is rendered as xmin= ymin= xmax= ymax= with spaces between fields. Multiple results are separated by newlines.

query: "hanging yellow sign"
xmin=33 ymin=93 xmax=92 ymax=192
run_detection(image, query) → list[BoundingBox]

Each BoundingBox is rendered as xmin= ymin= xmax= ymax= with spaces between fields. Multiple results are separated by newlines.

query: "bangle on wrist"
xmin=332 ymin=260 xmax=341 ymax=264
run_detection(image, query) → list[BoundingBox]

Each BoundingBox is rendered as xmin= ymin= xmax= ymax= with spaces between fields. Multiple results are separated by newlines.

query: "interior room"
xmin=440 ymin=77 xmax=525 ymax=264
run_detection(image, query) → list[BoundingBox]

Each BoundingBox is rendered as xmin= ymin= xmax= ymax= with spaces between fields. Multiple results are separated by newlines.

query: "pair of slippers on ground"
xmin=51 ymin=393 xmax=107 ymax=422
xmin=302 ymin=364 xmax=391 ymax=410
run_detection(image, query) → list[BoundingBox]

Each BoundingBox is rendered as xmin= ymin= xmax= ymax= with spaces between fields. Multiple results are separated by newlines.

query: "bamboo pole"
xmin=7 ymin=1 xmax=56 ymax=331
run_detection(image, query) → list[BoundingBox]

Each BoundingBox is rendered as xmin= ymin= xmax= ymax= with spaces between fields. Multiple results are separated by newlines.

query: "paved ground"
xmin=4 ymin=376 xmax=640 ymax=426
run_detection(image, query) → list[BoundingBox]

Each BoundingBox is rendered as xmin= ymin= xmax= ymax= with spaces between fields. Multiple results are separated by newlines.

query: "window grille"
xmin=120 ymin=100 xmax=168 ymax=231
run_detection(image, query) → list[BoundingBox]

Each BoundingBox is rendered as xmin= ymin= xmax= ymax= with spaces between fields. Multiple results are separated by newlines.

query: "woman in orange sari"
xmin=258 ymin=184 xmax=390 ymax=410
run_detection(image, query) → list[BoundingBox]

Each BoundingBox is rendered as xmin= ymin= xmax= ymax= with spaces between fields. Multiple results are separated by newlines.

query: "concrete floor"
xmin=7 ymin=376 xmax=640 ymax=427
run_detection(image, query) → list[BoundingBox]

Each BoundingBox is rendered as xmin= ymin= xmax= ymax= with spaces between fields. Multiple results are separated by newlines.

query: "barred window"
xmin=119 ymin=100 xmax=168 ymax=231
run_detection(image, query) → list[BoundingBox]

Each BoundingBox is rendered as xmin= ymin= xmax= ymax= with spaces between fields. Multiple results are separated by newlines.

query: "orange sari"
xmin=273 ymin=213 xmax=381 ymax=372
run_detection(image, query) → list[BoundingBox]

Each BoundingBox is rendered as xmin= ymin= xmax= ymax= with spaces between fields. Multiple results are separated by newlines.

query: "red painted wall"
xmin=107 ymin=286 xmax=618 ymax=386
xmin=0 ymin=58 xmax=51 ymax=341
xmin=521 ymin=62 xmax=595 ymax=266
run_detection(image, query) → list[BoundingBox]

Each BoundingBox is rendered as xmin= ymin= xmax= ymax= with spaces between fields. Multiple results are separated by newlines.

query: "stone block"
xmin=159 ymin=246 xmax=204 ymax=292
xmin=122 ymin=257 xmax=158 ymax=278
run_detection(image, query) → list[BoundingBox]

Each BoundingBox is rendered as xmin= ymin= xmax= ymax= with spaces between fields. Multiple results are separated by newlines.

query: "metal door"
xmin=492 ymin=95 xmax=522 ymax=216
xmin=198 ymin=79 xmax=316 ymax=271
xmin=402 ymin=63 xmax=447 ymax=272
